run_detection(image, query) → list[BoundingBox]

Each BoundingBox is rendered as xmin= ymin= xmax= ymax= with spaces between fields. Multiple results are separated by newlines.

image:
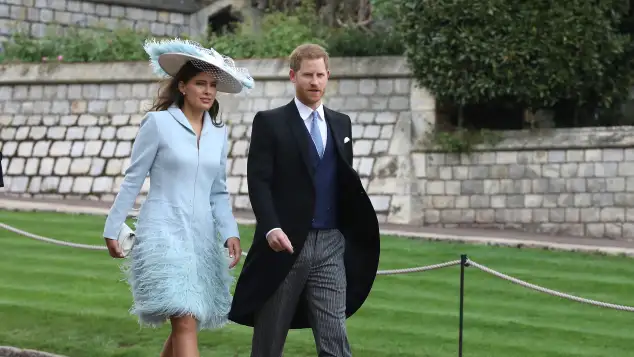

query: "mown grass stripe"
xmin=1 ymin=210 xmax=633 ymax=357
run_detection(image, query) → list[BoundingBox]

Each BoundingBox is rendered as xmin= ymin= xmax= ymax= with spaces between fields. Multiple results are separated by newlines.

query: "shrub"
xmin=0 ymin=2 xmax=403 ymax=63
xmin=327 ymin=26 xmax=404 ymax=57
xmin=206 ymin=2 xmax=327 ymax=59
xmin=397 ymin=0 xmax=634 ymax=112
xmin=1 ymin=25 xmax=150 ymax=63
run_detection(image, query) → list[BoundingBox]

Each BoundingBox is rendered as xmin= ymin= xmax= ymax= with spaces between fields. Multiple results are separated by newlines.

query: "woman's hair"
xmin=149 ymin=61 xmax=223 ymax=127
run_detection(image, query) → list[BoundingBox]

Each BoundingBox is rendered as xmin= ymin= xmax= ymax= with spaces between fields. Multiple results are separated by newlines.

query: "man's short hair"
xmin=289 ymin=43 xmax=330 ymax=72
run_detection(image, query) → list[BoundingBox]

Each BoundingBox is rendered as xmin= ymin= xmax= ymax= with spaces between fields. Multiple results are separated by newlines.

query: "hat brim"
xmin=157 ymin=52 xmax=244 ymax=94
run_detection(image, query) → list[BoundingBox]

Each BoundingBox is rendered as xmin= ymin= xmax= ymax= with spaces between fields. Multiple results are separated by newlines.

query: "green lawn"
xmin=0 ymin=210 xmax=633 ymax=357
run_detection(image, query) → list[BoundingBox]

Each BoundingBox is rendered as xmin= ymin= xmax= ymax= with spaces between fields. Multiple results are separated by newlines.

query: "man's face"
xmin=290 ymin=58 xmax=330 ymax=108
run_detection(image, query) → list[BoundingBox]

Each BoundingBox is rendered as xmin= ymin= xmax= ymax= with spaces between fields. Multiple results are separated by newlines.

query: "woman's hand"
xmin=104 ymin=238 xmax=124 ymax=258
xmin=226 ymin=237 xmax=242 ymax=268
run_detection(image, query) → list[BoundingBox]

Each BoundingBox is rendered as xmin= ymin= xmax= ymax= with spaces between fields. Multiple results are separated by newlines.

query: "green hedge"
xmin=397 ymin=0 xmax=634 ymax=112
xmin=0 ymin=5 xmax=403 ymax=63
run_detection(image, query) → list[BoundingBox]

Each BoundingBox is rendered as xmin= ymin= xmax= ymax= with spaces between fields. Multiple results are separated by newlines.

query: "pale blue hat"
xmin=143 ymin=38 xmax=254 ymax=94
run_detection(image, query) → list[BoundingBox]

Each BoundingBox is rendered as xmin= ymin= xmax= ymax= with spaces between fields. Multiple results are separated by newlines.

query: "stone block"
xmin=353 ymin=140 xmax=372 ymax=156
xmin=226 ymin=177 xmax=241 ymax=194
xmin=369 ymin=195 xmax=390 ymax=211
xmin=71 ymin=142 xmax=85 ymax=157
xmin=114 ymin=142 xmax=132 ymax=157
xmin=73 ymin=177 xmax=93 ymax=194
xmin=90 ymin=158 xmax=106 ymax=176
xmin=70 ymin=158 xmax=91 ymax=175
xmin=53 ymin=157 xmax=70 ymax=175
xmin=66 ymin=126 xmax=84 ymax=140
xmin=231 ymin=158 xmax=247 ymax=175
xmin=388 ymin=96 xmax=409 ymax=110
xmin=93 ymin=176 xmax=113 ymax=193
xmin=231 ymin=140 xmax=249 ymax=157
xmin=13 ymin=127 xmax=28 ymax=141
xmin=461 ymin=180 xmax=483 ymax=194
xmin=600 ymin=207 xmax=625 ymax=222
xmin=617 ymin=162 xmax=634 ymax=176
xmin=26 ymin=115 xmax=45 ymax=129
xmin=84 ymin=127 xmax=101 ymax=140
xmin=101 ymin=141 xmax=116 ymax=157
xmin=603 ymin=148 xmax=624 ymax=161
xmin=116 ymin=126 xmax=138 ymax=140
xmin=0 ymin=127 xmax=15 ymax=141
xmin=343 ymin=97 xmax=369 ymax=111
xmin=372 ymin=140 xmax=388 ymax=154
xmin=496 ymin=152 xmax=517 ymax=164
xmin=40 ymin=176 xmax=60 ymax=192
xmin=586 ymin=223 xmax=604 ymax=237
xmin=584 ymin=149 xmax=602 ymax=161
xmin=9 ymin=176 xmax=29 ymax=192
xmin=50 ymin=141 xmax=71 ymax=156
xmin=30 ymin=141 xmax=50 ymax=158
xmin=379 ymin=125 xmax=394 ymax=139
xmin=394 ymin=79 xmax=411 ymax=94
xmin=357 ymin=157 xmax=374 ymax=177
xmin=426 ymin=180 xmax=444 ymax=195
xmin=369 ymin=97 xmax=388 ymax=111
xmin=101 ymin=127 xmax=116 ymax=140
xmin=105 ymin=159 xmax=123 ymax=176
xmin=17 ymin=141 xmax=33 ymax=157
xmin=547 ymin=150 xmax=566 ymax=163
xmin=363 ymin=125 xmax=380 ymax=139
xmin=605 ymin=223 xmax=622 ymax=238
xmin=28 ymin=176 xmax=42 ymax=192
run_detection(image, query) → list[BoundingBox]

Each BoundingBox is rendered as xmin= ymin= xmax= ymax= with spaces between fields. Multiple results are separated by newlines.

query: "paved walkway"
xmin=1 ymin=194 xmax=634 ymax=257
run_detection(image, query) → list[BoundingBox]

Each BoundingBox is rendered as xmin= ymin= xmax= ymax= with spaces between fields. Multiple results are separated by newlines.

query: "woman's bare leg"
xmin=170 ymin=315 xmax=199 ymax=357
xmin=159 ymin=333 xmax=173 ymax=357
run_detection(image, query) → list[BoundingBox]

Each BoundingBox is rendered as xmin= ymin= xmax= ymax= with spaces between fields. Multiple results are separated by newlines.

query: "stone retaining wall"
xmin=0 ymin=0 xmax=197 ymax=39
xmin=1 ymin=56 xmax=634 ymax=239
xmin=413 ymin=127 xmax=634 ymax=239
xmin=0 ymin=57 xmax=430 ymax=224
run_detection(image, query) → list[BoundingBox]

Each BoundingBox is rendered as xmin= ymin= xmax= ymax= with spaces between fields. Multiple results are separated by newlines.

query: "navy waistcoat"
xmin=308 ymin=122 xmax=338 ymax=230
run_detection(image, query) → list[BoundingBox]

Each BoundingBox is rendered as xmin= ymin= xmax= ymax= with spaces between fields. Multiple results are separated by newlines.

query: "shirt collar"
xmin=294 ymin=97 xmax=325 ymax=122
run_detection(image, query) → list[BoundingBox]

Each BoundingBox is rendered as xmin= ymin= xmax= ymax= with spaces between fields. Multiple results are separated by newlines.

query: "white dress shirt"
xmin=265 ymin=98 xmax=327 ymax=239
xmin=294 ymin=96 xmax=327 ymax=147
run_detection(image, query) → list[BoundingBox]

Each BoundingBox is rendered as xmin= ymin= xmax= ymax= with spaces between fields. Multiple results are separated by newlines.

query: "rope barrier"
xmin=376 ymin=260 xmax=461 ymax=275
xmin=466 ymin=259 xmax=634 ymax=312
xmin=2 ymin=222 xmax=634 ymax=312
xmin=0 ymin=222 xmax=108 ymax=251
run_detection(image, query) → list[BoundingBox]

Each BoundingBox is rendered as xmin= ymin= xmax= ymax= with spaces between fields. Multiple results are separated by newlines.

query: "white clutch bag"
xmin=117 ymin=223 xmax=136 ymax=257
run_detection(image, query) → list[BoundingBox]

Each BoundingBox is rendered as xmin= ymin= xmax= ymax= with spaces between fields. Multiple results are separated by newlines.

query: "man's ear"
xmin=289 ymin=69 xmax=297 ymax=83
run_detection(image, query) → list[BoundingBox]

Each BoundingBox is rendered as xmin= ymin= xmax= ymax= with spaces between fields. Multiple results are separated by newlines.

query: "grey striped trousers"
xmin=251 ymin=229 xmax=352 ymax=357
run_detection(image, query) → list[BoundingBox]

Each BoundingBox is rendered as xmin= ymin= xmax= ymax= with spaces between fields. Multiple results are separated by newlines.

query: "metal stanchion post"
xmin=458 ymin=254 xmax=468 ymax=357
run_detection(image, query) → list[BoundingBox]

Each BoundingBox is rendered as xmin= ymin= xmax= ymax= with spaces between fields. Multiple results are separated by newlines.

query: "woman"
xmin=102 ymin=39 xmax=255 ymax=357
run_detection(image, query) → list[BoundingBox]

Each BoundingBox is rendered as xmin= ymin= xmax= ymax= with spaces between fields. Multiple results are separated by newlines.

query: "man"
xmin=228 ymin=43 xmax=381 ymax=356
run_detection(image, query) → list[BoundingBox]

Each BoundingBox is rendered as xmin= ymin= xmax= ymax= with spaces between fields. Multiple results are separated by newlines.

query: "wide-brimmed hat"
xmin=143 ymin=38 xmax=254 ymax=94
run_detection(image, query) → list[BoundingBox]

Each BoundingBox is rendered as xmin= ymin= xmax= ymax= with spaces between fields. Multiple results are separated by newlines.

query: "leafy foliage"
xmin=207 ymin=2 xmax=327 ymax=59
xmin=397 ymin=0 xmax=634 ymax=110
xmin=0 ymin=1 xmax=403 ymax=63
xmin=1 ymin=25 xmax=150 ymax=63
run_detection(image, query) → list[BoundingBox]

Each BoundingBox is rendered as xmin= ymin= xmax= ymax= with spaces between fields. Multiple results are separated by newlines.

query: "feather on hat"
xmin=143 ymin=38 xmax=254 ymax=94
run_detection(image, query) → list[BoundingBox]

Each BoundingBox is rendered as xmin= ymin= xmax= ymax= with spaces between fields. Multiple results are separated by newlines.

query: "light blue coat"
xmin=102 ymin=105 xmax=239 ymax=330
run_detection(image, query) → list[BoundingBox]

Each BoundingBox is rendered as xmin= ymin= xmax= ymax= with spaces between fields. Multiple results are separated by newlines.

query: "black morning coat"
xmin=228 ymin=100 xmax=381 ymax=329
xmin=0 ymin=152 xmax=4 ymax=188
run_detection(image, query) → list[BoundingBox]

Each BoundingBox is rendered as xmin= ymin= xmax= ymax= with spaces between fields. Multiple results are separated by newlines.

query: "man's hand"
xmin=226 ymin=237 xmax=242 ymax=268
xmin=266 ymin=230 xmax=294 ymax=254
xmin=104 ymin=238 xmax=124 ymax=259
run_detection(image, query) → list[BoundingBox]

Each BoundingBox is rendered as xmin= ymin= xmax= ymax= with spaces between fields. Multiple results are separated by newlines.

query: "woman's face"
xmin=179 ymin=71 xmax=218 ymax=112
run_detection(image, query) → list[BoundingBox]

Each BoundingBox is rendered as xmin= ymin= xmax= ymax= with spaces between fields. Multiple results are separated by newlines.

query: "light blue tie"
xmin=310 ymin=111 xmax=324 ymax=158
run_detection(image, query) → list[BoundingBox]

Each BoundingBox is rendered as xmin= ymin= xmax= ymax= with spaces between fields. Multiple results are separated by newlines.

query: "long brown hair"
xmin=149 ymin=61 xmax=223 ymax=127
